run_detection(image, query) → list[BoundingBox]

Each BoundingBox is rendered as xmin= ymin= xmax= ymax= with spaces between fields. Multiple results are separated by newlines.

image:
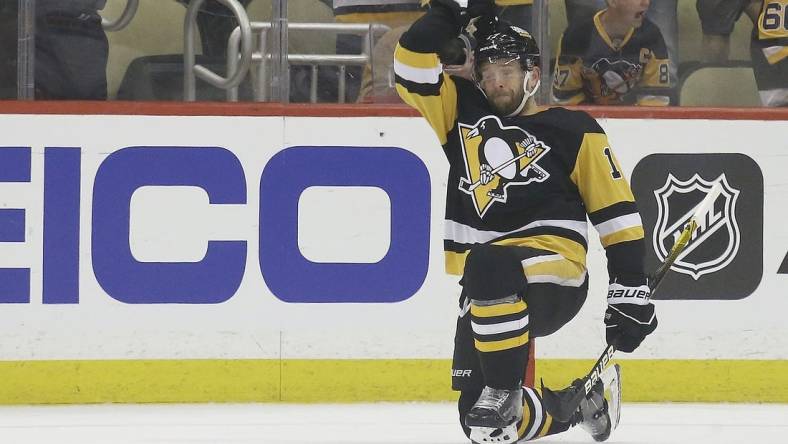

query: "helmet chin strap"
xmin=505 ymin=71 xmax=540 ymax=117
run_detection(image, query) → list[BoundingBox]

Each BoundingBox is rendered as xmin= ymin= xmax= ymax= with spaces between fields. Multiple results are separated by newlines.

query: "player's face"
xmin=610 ymin=0 xmax=650 ymax=27
xmin=478 ymin=60 xmax=527 ymax=116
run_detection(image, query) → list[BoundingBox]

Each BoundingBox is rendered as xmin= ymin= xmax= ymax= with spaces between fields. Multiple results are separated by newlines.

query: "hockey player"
xmin=552 ymin=0 xmax=672 ymax=106
xmin=748 ymin=0 xmax=788 ymax=106
xmin=697 ymin=0 xmax=788 ymax=107
xmin=394 ymin=1 xmax=657 ymax=442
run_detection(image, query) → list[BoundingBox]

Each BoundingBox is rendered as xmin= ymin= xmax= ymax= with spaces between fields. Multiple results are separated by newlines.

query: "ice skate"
xmin=465 ymin=386 xmax=522 ymax=444
xmin=572 ymin=363 xmax=622 ymax=442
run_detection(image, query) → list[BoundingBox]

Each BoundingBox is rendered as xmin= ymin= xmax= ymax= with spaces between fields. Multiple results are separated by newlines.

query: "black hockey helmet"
xmin=473 ymin=20 xmax=541 ymax=76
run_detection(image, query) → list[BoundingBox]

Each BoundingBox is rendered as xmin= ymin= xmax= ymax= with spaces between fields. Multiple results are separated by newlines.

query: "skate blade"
xmin=600 ymin=363 xmax=622 ymax=431
xmin=469 ymin=423 xmax=519 ymax=444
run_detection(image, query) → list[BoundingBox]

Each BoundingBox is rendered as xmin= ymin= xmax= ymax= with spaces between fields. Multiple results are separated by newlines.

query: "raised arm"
xmin=394 ymin=1 xmax=493 ymax=144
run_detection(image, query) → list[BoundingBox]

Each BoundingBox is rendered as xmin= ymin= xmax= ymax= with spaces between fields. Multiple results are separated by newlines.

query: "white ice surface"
xmin=0 ymin=402 xmax=785 ymax=444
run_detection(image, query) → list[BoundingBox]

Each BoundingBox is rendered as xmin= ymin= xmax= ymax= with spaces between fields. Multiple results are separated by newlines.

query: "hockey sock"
xmin=470 ymin=296 xmax=529 ymax=389
xmin=516 ymin=387 xmax=571 ymax=441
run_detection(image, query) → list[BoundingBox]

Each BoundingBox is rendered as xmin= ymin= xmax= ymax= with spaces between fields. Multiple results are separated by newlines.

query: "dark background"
xmin=631 ymin=153 xmax=764 ymax=300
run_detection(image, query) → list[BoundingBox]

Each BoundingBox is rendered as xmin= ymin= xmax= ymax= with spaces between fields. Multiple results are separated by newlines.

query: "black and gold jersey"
xmin=754 ymin=0 xmax=788 ymax=64
xmin=332 ymin=0 xmax=425 ymax=26
xmin=395 ymin=6 xmax=646 ymax=281
xmin=552 ymin=10 xmax=671 ymax=106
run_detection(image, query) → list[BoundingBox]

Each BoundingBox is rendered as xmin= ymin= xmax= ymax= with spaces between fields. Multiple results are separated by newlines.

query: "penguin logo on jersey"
xmin=589 ymin=58 xmax=642 ymax=96
xmin=458 ymin=115 xmax=551 ymax=218
xmin=653 ymin=173 xmax=741 ymax=280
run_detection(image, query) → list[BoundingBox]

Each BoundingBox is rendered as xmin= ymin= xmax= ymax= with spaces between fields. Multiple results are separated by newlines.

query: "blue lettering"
xmin=92 ymin=147 xmax=247 ymax=304
xmin=259 ymin=146 xmax=430 ymax=303
xmin=0 ymin=208 xmax=25 ymax=242
xmin=43 ymin=148 xmax=82 ymax=304
xmin=0 ymin=147 xmax=31 ymax=303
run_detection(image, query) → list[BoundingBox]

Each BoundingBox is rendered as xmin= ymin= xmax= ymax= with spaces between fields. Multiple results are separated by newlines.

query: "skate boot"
xmin=465 ymin=386 xmax=523 ymax=444
xmin=572 ymin=364 xmax=621 ymax=442
xmin=573 ymin=379 xmax=610 ymax=441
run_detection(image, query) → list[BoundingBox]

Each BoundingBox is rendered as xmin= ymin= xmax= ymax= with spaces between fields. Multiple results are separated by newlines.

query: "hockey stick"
xmin=459 ymin=142 xmax=536 ymax=192
xmin=541 ymin=181 xmax=724 ymax=422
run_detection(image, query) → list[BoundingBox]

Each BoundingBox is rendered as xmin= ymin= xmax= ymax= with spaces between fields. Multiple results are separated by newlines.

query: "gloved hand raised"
xmin=424 ymin=0 xmax=495 ymax=28
xmin=604 ymin=278 xmax=657 ymax=353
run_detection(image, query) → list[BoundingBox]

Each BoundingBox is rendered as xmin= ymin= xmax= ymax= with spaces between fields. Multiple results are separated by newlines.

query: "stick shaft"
xmin=584 ymin=181 xmax=724 ymax=393
xmin=462 ymin=143 xmax=536 ymax=192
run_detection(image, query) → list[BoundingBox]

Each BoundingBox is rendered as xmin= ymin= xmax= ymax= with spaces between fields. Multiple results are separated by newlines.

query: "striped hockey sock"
xmin=470 ymin=296 xmax=530 ymax=389
xmin=516 ymin=386 xmax=571 ymax=441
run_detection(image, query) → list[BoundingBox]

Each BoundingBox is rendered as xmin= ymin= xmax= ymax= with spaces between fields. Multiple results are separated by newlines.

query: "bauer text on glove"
xmin=604 ymin=281 xmax=657 ymax=353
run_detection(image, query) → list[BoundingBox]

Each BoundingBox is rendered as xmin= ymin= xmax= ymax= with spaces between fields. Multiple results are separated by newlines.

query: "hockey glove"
xmin=604 ymin=280 xmax=657 ymax=353
xmin=423 ymin=0 xmax=495 ymax=29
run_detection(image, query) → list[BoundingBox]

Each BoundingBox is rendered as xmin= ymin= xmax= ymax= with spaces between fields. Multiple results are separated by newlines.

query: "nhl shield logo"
xmin=653 ymin=174 xmax=741 ymax=280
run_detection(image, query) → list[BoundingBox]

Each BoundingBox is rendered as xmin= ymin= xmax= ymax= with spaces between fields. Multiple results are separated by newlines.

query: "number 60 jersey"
xmin=395 ymin=40 xmax=647 ymax=283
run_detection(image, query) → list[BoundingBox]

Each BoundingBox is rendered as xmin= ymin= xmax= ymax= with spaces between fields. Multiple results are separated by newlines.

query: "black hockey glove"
xmin=470 ymin=10 xmax=498 ymax=43
xmin=424 ymin=0 xmax=495 ymax=29
xmin=604 ymin=279 xmax=657 ymax=353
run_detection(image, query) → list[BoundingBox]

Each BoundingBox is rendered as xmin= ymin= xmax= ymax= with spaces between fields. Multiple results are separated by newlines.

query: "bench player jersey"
xmin=754 ymin=0 xmax=788 ymax=64
xmin=393 ymin=9 xmax=646 ymax=280
xmin=331 ymin=0 xmax=532 ymax=25
xmin=552 ymin=10 xmax=671 ymax=106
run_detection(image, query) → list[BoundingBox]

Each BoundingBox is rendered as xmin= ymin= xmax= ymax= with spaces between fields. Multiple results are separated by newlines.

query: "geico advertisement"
xmin=0 ymin=114 xmax=786 ymax=361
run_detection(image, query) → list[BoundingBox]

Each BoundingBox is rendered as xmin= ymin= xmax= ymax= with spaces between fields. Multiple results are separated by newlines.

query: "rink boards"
xmin=0 ymin=106 xmax=786 ymax=404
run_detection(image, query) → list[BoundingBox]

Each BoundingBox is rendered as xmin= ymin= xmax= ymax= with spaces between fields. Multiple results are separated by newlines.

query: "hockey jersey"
xmin=330 ymin=0 xmax=533 ymax=24
xmin=552 ymin=10 xmax=671 ymax=106
xmin=394 ymin=5 xmax=646 ymax=282
xmin=754 ymin=0 xmax=788 ymax=64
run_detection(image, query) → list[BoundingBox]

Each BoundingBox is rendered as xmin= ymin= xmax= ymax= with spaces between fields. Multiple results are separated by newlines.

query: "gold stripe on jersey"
xmin=570 ymin=132 xmax=636 ymax=213
xmin=470 ymin=300 xmax=527 ymax=318
xmin=335 ymin=11 xmax=425 ymax=27
xmin=571 ymin=133 xmax=643 ymax=247
xmin=493 ymin=235 xmax=587 ymax=266
xmin=394 ymin=44 xmax=458 ymax=145
xmin=523 ymin=257 xmax=586 ymax=284
xmin=601 ymin=225 xmax=645 ymax=247
xmin=474 ymin=331 xmax=529 ymax=352
xmin=764 ymin=45 xmax=788 ymax=64
xmin=393 ymin=44 xmax=441 ymax=69
xmin=446 ymin=250 xmax=470 ymax=275
xmin=445 ymin=236 xmax=587 ymax=278
xmin=594 ymin=10 xmax=635 ymax=51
